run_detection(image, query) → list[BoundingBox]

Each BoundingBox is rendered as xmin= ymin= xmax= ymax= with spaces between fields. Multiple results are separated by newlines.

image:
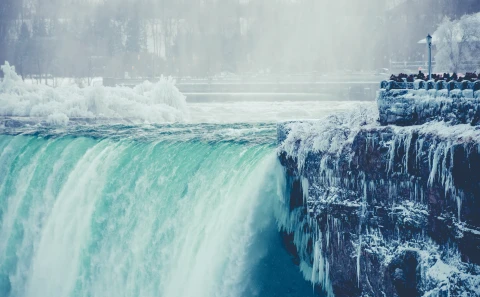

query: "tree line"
xmin=1 ymin=0 xmax=480 ymax=81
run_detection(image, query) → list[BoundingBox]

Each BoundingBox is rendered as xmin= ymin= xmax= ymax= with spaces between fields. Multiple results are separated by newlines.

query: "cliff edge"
xmin=276 ymin=102 xmax=480 ymax=297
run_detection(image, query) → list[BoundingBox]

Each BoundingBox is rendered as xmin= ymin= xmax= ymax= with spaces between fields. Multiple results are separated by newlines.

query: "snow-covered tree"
xmin=434 ymin=14 xmax=480 ymax=73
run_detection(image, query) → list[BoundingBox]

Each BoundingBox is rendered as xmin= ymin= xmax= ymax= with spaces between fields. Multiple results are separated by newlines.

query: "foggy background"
xmin=1 ymin=0 xmax=480 ymax=81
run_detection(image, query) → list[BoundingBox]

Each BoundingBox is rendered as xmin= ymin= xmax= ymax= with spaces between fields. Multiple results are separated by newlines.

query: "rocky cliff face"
xmin=276 ymin=108 xmax=480 ymax=297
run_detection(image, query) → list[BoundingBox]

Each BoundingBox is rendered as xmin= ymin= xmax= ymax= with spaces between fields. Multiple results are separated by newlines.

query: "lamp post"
xmin=427 ymin=34 xmax=432 ymax=80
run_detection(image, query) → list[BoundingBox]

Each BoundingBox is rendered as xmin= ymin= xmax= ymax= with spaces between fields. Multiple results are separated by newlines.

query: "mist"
xmin=1 ymin=0 xmax=480 ymax=80
xmin=2 ymin=2 xmax=480 ymax=297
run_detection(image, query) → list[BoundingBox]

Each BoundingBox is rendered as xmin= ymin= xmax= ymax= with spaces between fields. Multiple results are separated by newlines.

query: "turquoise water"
xmin=0 ymin=123 xmax=323 ymax=297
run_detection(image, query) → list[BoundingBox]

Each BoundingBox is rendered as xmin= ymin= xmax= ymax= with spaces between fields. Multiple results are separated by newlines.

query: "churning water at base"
xmin=0 ymin=124 xmax=324 ymax=297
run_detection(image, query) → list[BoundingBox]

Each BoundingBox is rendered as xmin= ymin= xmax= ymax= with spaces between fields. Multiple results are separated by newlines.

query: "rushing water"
xmin=0 ymin=123 xmax=325 ymax=297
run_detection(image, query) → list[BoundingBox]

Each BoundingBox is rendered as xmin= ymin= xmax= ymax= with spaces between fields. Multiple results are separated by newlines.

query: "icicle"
xmin=387 ymin=137 xmax=396 ymax=173
xmin=326 ymin=217 xmax=330 ymax=249
xmin=301 ymin=177 xmax=309 ymax=205
xmin=388 ymin=180 xmax=397 ymax=202
xmin=456 ymin=192 xmax=462 ymax=222
xmin=428 ymin=139 xmax=436 ymax=175
xmin=440 ymin=141 xmax=451 ymax=187
xmin=335 ymin=218 xmax=341 ymax=247
xmin=415 ymin=137 xmax=424 ymax=168
xmin=368 ymin=180 xmax=376 ymax=197
xmin=428 ymin=143 xmax=444 ymax=186
xmin=404 ymin=132 xmax=413 ymax=174
xmin=355 ymin=174 xmax=368 ymax=288
xmin=357 ymin=234 xmax=362 ymax=287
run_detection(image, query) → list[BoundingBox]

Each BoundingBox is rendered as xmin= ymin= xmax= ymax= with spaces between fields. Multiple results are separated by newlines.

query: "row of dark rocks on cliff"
xmin=277 ymin=110 xmax=480 ymax=296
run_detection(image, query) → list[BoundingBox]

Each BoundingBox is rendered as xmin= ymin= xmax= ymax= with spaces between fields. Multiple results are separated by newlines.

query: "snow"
xmin=278 ymin=104 xmax=379 ymax=171
xmin=427 ymin=258 xmax=456 ymax=285
xmin=421 ymin=247 xmax=480 ymax=297
xmin=360 ymin=230 xmax=480 ymax=297
xmin=0 ymin=62 xmax=189 ymax=124
xmin=432 ymin=13 xmax=480 ymax=73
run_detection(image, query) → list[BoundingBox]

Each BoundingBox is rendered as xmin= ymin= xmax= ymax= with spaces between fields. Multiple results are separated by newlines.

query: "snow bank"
xmin=0 ymin=62 xmax=189 ymax=124
xmin=278 ymin=104 xmax=379 ymax=170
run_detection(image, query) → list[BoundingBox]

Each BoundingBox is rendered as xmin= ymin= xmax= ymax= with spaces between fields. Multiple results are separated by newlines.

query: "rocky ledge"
xmin=378 ymin=81 xmax=480 ymax=126
xmin=276 ymin=108 xmax=480 ymax=297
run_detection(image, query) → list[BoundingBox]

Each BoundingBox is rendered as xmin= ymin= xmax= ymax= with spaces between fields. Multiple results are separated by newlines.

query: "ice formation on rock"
xmin=277 ymin=106 xmax=480 ymax=297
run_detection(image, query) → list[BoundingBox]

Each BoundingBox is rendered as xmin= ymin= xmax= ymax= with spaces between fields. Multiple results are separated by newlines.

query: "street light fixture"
xmin=427 ymin=34 xmax=432 ymax=80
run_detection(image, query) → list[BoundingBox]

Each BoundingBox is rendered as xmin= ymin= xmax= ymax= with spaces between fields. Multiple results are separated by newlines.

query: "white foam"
xmin=0 ymin=62 xmax=189 ymax=124
xmin=1 ymin=62 xmax=379 ymax=125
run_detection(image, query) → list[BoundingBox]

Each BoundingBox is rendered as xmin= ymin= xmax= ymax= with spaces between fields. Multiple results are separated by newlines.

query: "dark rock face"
xmin=277 ymin=123 xmax=480 ymax=297
xmin=389 ymin=250 xmax=421 ymax=297
xmin=377 ymin=89 xmax=480 ymax=126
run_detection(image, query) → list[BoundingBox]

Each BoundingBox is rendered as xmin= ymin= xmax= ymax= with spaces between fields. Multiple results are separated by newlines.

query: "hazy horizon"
xmin=1 ymin=0 xmax=480 ymax=79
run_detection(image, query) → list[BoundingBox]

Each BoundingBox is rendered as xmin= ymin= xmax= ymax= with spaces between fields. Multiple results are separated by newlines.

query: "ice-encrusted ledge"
xmin=377 ymin=88 xmax=480 ymax=127
xmin=276 ymin=108 xmax=480 ymax=297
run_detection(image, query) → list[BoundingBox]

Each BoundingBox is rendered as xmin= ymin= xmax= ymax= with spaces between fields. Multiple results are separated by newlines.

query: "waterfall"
xmin=0 ymin=125 xmax=322 ymax=297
